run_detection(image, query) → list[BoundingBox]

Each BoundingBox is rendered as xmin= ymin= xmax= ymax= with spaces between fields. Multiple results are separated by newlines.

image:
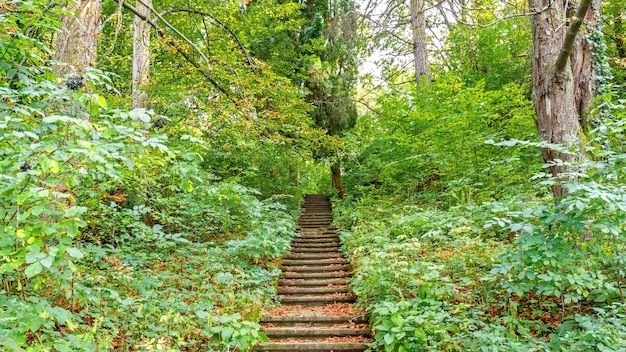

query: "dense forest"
xmin=0 ymin=0 xmax=625 ymax=350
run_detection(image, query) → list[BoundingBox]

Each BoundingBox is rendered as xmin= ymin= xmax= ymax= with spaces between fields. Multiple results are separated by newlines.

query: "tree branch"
xmin=555 ymin=0 xmax=593 ymax=73
xmin=134 ymin=0 xmax=213 ymax=71
xmin=111 ymin=0 xmax=232 ymax=98
xmin=455 ymin=0 xmax=553 ymax=28
xmin=161 ymin=8 xmax=257 ymax=73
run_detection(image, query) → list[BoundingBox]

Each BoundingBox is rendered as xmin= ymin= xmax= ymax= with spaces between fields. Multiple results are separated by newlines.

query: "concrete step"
xmin=279 ymin=294 xmax=357 ymax=306
xmin=291 ymin=247 xmax=341 ymax=253
xmin=294 ymin=235 xmax=338 ymax=240
xmin=278 ymin=278 xmax=350 ymax=286
xmin=292 ymin=241 xmax=340 ymax=247
xmin=282 ymin=264 xmax=352 ymax=272
xmin=263 ymin=326 xmax=369 ymax=338
xmin=281 ymin=271 xmax=351 ymax=279
xmin=291 ymin=244 xmax=341 ymax=250
xmin=254 ymin=342 xmax=368 ymax=351
xmin=297 ymin=228 xmax=336 ymax=232
xmin=282 ymin=258 xmax=348 ymax=266
xmin=260 ymin=315 xmax=367 ymax=325
xmin=277 ymin=286 xmax=351 ymax=295
xmin=284 ymin=253 xmax=341 ymax=260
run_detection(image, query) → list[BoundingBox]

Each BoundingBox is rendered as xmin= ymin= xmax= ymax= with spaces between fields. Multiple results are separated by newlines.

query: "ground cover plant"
xmin=2 ymin=0 xmax=626 ymax=350
xmin=0 ymin=2 xmax=304 ymax=350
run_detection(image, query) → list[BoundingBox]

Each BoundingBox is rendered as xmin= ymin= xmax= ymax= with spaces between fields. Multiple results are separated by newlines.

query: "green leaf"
xmin=96 ymin=95 xmax=107 ymax=108
xmin=25 ymin=262 xmax=42 ymax=278
xmin=221 ymin=326 xmax=235 ymax=341
xmin=383 ymin=333 xmax=395 ymax=346
xmin=66 ymin=247 xmax=83 ymax=259
xmin=415 ymin=328 xmax=427 ymax=341
xmin=182 ymin=179 xmax=193 ymax=193
xmin=195 ymin=310 xmax=209 ymax=319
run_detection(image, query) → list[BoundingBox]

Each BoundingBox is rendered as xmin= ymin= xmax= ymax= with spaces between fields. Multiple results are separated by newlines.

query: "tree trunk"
xmin=569 ymin=0 xmax=600 ymax=128
xmin=410 ymin=0 xmax=431 ymax=86
xmin=55 ymin=0 xmax=102 ymax=77
xmin=529 ymin=0 xmax=583 ymax=199
xmin=613 ymin=15 xmax=626 ymax=58
xmin=132 ymin=0 xmax=151 ymax=109
xmin=331 ymin=163 xmax=346 ymax=199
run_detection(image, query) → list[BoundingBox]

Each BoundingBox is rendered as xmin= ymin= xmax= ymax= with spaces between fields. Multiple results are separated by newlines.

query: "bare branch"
xmin=161 ymin=8 xmax=257 ymax=73
xmin=110 ymin=0 xmax=232 ymax=98
xmin=454 ymin=0 xmax=554 ymax=28
xmin=102 ymin=0 xmax=124 ymax=57
xmin=135 ymin=0 xmax=213 ymax=71
xmin=357 ymin=11 xmax=412 ymax=46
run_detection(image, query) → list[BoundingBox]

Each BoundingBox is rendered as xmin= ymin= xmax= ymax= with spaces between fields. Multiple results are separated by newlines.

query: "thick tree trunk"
xmin=132 ymin=0 xmax=151 ymax=109
xmin=569 ymin=0 xmax=600 ymax=127
xmin=410 ymin=0 xmax=430 ymax=86
xmin=331 ymin=163 xmax=346 ymax=199
xmin=529 ymin=0 xmax=583 ymax=199
xmin=55 ymin=0 xmax=102 ymax=77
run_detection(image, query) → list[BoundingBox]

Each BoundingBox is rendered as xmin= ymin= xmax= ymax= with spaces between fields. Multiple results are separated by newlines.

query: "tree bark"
xmin=331 ymin=163 xmax=346 ymax=199
xmin=132 ymin=0 xmax=151 ymax=109
xmin=410 ymin=0 xmax=431 ymax=86
xmin=529 ymin=0 xmax=586 ymax=199
xmin=613 ymin=15 xmax=626 ymax=58
xmin=569 ymin=0 xmax=600 ymax=128
xmin=55 ymin=0 xmax=102 ymax=77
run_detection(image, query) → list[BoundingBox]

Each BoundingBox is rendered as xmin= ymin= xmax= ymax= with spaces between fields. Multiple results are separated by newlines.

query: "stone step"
xmin=254 ymin=342 xmax=368 ymax=352
xmin=278 ymin=278 xmax=350 ymax=286
xmin=282 ymin=258 xmax=347 ymax=266
xmin=281 ymin=271 xmax=351 ymax=279
xmin=282 ymin=264 xmax=351 ymax=272
xmin=263 ymin=327 xmax=369 ymax=339
xmin=260 ymin=315 xmax=367 ymax=325
xmin=277 ymin=286 xmax=351 ymax=295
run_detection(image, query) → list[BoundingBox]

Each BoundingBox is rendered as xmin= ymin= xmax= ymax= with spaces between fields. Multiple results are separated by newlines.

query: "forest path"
xmin=254 ymin=194 xmax=372 ymax=351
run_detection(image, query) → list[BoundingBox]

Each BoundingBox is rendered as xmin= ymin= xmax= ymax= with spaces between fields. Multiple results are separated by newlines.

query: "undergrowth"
xmin=335 ymin=192 xmax=626 ymax=351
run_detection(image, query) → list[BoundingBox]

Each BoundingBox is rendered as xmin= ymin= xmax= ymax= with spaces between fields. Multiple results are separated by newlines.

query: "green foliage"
xmin=0 ymin=2 xmax=302 ymax=349
xmin=344 ymin=76 xmax=542 ymax=205
xmin=446 ymin=15 xmax=531 ymax=90
xmin=336 ymin=29 xmax=626 ymax=349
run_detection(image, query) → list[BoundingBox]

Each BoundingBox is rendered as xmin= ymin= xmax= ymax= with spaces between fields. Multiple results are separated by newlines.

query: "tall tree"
xmin=132 ymin=0 xmax=151 ymax=109
xmin=528 ymin=0 xmax=594 ymax=198
xmin=55 ymin=0 xmax=102 ymax=76
xmin=410 ymin=0 xmax=431 ymax=86
xmin=302 ymin=0 xmax=359 ymax=198
xmin=570 ymin=0 xmax=601 ymax=127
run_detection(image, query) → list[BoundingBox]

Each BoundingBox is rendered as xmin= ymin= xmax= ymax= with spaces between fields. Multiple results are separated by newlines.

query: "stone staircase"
xmin=254 ymin=194 xmax=371 ymax=352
